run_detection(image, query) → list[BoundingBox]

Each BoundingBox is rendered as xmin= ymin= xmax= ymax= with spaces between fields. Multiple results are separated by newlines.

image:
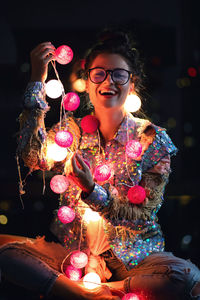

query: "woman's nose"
xmin=104 ymin=73 xmax=114 ymax=83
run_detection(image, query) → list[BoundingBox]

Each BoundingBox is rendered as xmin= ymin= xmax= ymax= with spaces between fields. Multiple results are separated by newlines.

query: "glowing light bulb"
xmin=83 ymin=208 xmax=101 ymax=223
xmin=125 ymin=140 xmax=142 ymax=159
xmin=72 ymin=78 xmax=86 ymax=93
xmin=122 ymin=293 xmax=140 ymax=300
xmin=46 ymin=143 xmax=68 ymax=161
xmin=55 ymin=131 xmax=73 ymax=148
xmin=124 ymin=94 xmax=141 ymax=112
xmin=45 ymin=79 xmax=64 ymax=99
xmin=83 ymin=272 xmax=101 ymax=290
xmin=63 ymin=92 xmax=80 ymax=111
xmin=50 ymin=175 xmax=69 ymax=194
xmin=55 ymin=45 xmax=73 ymax=65
xmin=65 ymin=265 xmax=82 ymax=281
xmin=81 ymin=115 xmax=100 ymax=133
xmin=127 ymin=185 xmax=146 ymax=204
xmin=94 ymin=164 xmax=111 ymax=182
xmin=57 ymin=206 xmax=75 ymax=224
xmin=70 ymin=251 xmax=88 ymax=269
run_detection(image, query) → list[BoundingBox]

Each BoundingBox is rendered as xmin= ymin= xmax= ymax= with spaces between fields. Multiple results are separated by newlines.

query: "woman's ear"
xmin=129 ymin=82 xmax=135 ymax=94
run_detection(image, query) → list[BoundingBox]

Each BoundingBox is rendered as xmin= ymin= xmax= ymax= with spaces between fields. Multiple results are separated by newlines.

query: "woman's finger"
xmin=75 ymin=153 xmax=89 ymax=171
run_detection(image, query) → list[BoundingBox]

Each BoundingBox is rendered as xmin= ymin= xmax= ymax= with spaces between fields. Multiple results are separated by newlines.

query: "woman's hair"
xmin=83 ymin=27 xmax=145 ymax=95
xmin=73 ymin=27 xmax=148 ymax=119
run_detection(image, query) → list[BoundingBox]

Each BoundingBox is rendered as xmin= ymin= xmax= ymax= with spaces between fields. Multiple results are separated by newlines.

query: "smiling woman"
xmin=0 ymin=28 xmax=200 ymax=300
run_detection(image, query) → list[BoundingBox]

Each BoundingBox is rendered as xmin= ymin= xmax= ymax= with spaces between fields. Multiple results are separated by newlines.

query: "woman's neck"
xmin=94 ymin=109 xmax=126 ymax=143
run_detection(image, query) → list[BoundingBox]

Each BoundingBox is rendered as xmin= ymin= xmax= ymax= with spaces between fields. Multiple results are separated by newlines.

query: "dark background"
xmin=0 ymin=0 xmax=200 ymax=286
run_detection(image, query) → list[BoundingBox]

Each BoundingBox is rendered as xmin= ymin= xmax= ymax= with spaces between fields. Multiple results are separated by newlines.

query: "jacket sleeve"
xmin=17 ymin=82 xmax=80 ymax=172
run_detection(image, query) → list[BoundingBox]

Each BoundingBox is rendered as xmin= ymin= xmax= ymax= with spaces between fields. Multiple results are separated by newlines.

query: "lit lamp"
xmin=55 ymin=45 xmax=73 ymax=65
xmin=45 ymin=79 xmax=64 ymax=99
xmin=124 ymin=94 xmax=141 ymax=112
xmin=57 ymin=206 xmax=75 ymax=224
xmin=70 ymin=251 xmax=88 ymax=269
xmin=122 ymin=293 xmax=140 ymax=300
xmin=125 ymin=140 xmax=142 ymax=159
xmin=65 ymin=265 xmax=82 ymax=281
xmin=50 ymin=175 xmax=69 ymax=194
xmin=83 ymin=272 xmax=101 ymax=290
xmin=94 ymin=164 xmax=111 ymax=182
xmin=63 ymin=92 xmax=80 ymax=111
xmin=55 ymin=131 xmax=73 ymax=148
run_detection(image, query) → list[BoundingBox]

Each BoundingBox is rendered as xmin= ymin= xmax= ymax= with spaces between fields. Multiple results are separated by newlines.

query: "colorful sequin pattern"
xmin=22 ymin=82 xmax=178 ymax=269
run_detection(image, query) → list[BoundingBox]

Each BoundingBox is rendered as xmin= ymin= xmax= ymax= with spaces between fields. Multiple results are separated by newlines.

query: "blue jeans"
xmin=0 ymin=245 xmax=59 ymax=297
xmin=1 ymin=242 xmax=200 ymax=299
xmin=103 ymin=250 xmax=200 ymax=299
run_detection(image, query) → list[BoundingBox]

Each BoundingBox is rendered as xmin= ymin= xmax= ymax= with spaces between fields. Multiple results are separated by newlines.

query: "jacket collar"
xmin=79 ymin=113 xmax=137 ymax=149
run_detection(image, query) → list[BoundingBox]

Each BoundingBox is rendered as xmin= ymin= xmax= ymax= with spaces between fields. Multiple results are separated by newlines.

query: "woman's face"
xmin=86 ymin=53 xmax=134 ymax=113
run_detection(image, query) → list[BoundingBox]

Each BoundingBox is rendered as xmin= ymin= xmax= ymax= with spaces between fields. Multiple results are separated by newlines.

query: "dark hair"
xmin=83 ymin=28 xmax=145 ymax=95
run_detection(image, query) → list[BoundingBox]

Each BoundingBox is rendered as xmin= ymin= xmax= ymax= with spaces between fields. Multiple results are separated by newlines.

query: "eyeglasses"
xmin=88 ymin=67 xmax=132 ymax=85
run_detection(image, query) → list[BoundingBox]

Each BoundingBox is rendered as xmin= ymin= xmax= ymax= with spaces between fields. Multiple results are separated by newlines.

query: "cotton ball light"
xmin=122 ymin=293 xmax=140 ymax=300
xmin=83 ymin=272 xmax=101 ymax=290
xmin=45 ymin=79 xmax=64 ymax=99
xmin=128 ymin=185 xmax=146 ymax=204
xmin=83 ymin=208 xmax=101 ymax=223
xmin=46 ymin=143 xmax=68 ymax=161
xmin=94 ymin=164 xmax=111 ymax=182
xmin=65 ymin=265 xmax=82 ymax=281
xmin=125 ymin=140 xmax=142 ymax=159
xmin=55 ymin=131 xmax=73 ymax=148
xmin=81 ymin=115 xmax=99 ymax=133
xmin=124 ymin=94 xmax=141 ymax=113
xmin=70 ymin=251 xmax=88 ymax=269
xmin=57 ymin=206 xmax=75 ymax=224
xmin=55 ymin=45 xmax=73 ymax=65
xmin=50 ymin=175 xmax=69 ymax=194
xmin=63 ymin=92 xmax=80 ymax=111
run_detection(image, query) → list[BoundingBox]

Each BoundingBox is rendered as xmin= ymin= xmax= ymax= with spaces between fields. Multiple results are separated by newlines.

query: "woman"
xmin=0 ymin=29 xmax=200 ymax=300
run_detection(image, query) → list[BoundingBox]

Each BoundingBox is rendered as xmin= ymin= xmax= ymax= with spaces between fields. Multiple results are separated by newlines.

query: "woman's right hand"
xmin=30 ymin=42 xmax=56 ymax=82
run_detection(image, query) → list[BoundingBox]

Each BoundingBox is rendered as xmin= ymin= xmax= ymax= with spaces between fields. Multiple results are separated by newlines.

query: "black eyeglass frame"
xmin=88 ymin=67 xmax=132 ymax=85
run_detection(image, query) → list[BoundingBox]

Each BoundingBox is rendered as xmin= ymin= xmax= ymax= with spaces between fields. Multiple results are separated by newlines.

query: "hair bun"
xmin=97 ymin=29 xmax=130 ymax=47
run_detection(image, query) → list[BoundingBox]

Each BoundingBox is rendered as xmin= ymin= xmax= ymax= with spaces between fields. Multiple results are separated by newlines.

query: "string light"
xmin=65 ymin=265 xmax=82 ymax=281
xmin=55 ymin=45 xmax=73 ymax=65
xmin=122 ymin=293 xmax=140 ymax=300
xmin=63 ymin=92 xmax=80 ymax=111
xmin=94 ymin=164 xmax=112 ymax=182
xmin=45 ymin=79 xmax=64 ymax=99
xmin=55 ymin=131 xmax=73 ymax=148
xmin=83 ymin=208 xmax=101 ymax=223
xmin=83 ymin=272 xmax=101 ymax=289
xmin=57 ymin=206 xmax=75 ymax=224
xmin=81 ymin=115 xmax=100 ymax=133
xmin=70 ymin=251 xmax=88 ymax=269
xmin=46 ymin=143 xmax=68 ymax=161
xmin=125 ymin=140 xmax=142 ymax=159
xmin=127 ymin=185 xmax=146 ymax=204
xmin=50 ymin=175 xmax=69 ymax=194
xmin=124 ymin=94 xmax=141 ymax=112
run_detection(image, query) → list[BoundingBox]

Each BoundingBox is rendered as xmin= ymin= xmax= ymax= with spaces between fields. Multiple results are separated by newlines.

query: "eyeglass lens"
xmin=89 ymin=68 xmax=130 ymax=84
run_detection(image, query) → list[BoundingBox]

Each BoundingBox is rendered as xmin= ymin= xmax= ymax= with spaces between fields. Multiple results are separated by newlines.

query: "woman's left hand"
xmin=69 ymin=152 xmax=95 ymax=194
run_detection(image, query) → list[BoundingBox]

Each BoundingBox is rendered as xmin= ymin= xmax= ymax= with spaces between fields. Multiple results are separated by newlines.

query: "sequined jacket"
xmin=17 ymin=82 xmax=178 ymax=271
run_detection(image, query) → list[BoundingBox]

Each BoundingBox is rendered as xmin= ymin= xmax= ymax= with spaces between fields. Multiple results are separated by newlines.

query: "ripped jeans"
xmin=102 ymin=250 xmax=200 ymax=299
xmin=0 ymin=240 xmax=200 ymax=300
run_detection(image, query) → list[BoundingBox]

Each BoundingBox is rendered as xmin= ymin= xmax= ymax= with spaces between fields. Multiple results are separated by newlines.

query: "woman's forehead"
xmin=89 ymin=53 xmax=130 ymax=70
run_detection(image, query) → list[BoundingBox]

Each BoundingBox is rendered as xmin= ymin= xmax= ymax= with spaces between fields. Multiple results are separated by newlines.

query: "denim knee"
xmin=0 ymin=245 xmax=59 ymax=296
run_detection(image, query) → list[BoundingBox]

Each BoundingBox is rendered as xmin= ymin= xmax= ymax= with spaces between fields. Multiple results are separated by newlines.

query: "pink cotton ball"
xmin=70 ymin=251 xmax=88 ymax=269
xmin=50 ymin=175 xmax=69 ymax=194
xmin=125 ymin=140 xmax=142 ymax=159
xmin=55 ymin=45 xmax=73 ymax=65
xmin=65 ymin=265 xmax=82 ymax=281
xmin=55 ymin=131 xmax=73 ymax=147
xmin=122 ymin=293 xmax=140 ymax=300
xmin=57 ymin=206 xmax=75 ymax=224
xmin=94 ymin=164 xmax=111 ymax=182
xmin=63 ymin=92 xmax=80 ymax=111
xmin=127 ymin=185 xmax=146 ymax=204
xmin=81 ymin=115 xmax=99 ymax=133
